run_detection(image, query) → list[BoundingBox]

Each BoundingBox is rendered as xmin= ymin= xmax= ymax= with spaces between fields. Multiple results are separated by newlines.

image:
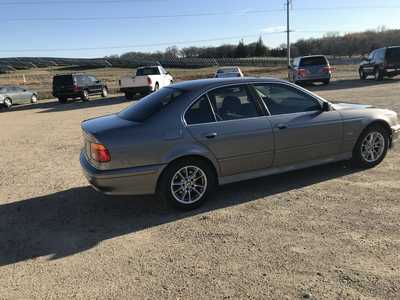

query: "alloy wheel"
xmin=170 ymin=166 xmax=207 ymax=204
xmin=360 ymin=131 xmax=385 ymax=163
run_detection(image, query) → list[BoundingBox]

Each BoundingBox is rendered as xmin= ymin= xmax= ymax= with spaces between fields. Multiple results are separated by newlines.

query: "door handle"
xmin=276 ymin=124 xmax=288 ymax=130
xmin=205 ymin=132 xmax=218 ymax=139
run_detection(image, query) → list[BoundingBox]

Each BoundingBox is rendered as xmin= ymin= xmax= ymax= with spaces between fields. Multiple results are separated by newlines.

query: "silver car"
xmin=289 ymin=55 xmax=333 ymax=85
xmin=0 ymin=85 xmax=38 ymax=109
xmin=80 ymin=78 xmax=400 ymax=209
xmin=215 ymin=67 xmax=244 ymax=78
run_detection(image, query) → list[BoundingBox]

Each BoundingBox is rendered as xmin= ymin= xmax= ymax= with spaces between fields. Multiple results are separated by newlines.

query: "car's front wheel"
xmin=158 ymin=158 xmax=216 ymax=210
xmin=359 ymin=68 xmax=367 ymax=80
xmin=374 ymin=68 xmax=384 ymax=81
xmin=352 ymin=124 xmax=389 ymax=168
xmin=101 ymin=87 xmax=108 ymax=98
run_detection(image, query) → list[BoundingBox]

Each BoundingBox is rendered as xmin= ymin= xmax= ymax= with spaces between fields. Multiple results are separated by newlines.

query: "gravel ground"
xmin=1 ymin=75 xmax=400 ymax=299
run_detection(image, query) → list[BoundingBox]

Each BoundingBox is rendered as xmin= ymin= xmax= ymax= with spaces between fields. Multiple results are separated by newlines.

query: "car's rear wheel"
xmin=322 ymin=79 xmax=330 ymax=85
xmin=81 ymin=90 xmax=89 ymax=101
xmin=352 ymin=124 xmax=389 ymax=168
xmin=374 ymin=68 xmax=384 ymax=81
xmin=31 ymin=94 xmax=38 ymax=103
xmin=3 ymin=97 xmax=12 ymax=109
xmin=158 ymin=158 xmax=216 ymax=210
xmin=359 ymin=68 xmax=367 ymax=80
xmin=58 ymin=97 xmax=67 ymax=103
xmin=101 ymin=87 xmax=108 ymax=98
xmin=125 ymin=92 xmax=134 ymax=100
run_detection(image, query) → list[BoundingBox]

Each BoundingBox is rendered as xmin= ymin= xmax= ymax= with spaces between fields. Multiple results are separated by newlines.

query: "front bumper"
xmin=391 ymin=125 xmax=400 ymax=148
xmin=80 ymin=151 xmax=165 ymax=195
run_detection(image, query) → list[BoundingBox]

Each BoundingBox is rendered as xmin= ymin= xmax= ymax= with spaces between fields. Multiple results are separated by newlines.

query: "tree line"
xmin=111 ymin=28 xmax=400 ymax=60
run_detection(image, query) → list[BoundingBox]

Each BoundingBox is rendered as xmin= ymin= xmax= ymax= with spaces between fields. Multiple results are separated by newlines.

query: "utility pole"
xmin=286 ymin=0 xmax=291 ymax=78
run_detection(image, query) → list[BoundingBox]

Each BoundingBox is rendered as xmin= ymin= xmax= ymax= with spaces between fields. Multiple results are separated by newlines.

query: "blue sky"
xmin=2 ymin=0 xmax=400 ymax=58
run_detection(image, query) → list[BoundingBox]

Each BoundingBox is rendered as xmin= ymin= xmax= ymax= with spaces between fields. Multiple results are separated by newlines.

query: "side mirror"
xmin=322 ymin=102 xmax=331 ymax=112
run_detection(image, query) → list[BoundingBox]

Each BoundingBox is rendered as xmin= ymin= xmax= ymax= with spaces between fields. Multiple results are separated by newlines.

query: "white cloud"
xmin=262 ymin=26 xmax=286 ymax=33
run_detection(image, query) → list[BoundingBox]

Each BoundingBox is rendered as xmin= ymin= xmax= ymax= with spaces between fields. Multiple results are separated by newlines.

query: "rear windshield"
xmin=300 ymin=56 xmax=328 ymax=66
xmin=136 ymin=67 xmax=160 ymax=76
xmin=386 ymin=47 xmax=400 ymax=62
xmin=118 ymin=87 xmax=185 ymax=122
xmin=217 ymin=68 xmax=238 ymax=74
xmin=53 ymin=75 xmax=74 ymax=86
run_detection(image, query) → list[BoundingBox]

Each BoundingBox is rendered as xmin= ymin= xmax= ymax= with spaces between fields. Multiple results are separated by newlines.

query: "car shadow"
xmin=306 ymin=77 xmax=400 ymax=92
xmin=0 ymin=95 xmax=142 ymax=114
xmin=0 ymin=161 xmax=361 ymax=266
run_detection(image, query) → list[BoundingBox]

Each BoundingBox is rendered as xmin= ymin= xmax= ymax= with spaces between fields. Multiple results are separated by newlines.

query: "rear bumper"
xmin=296 ymin=73 xmax=331 ymax=82
xmin=120 ymin=86 xmax=152 ymax=94
xmin=391 ymin=125 xmax=400 ymax=148
xmin=80 ymin=151 xmax=165 ymax=195
xmin=53 ymin=91 xmax=82 ymax=98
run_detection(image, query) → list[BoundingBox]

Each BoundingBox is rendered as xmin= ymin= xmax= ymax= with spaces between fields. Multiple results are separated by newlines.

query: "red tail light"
xmin=322 ymin=66 xmax=336 ymax=73
xmin=147 ymin=76 xmax=152 ymax=86
xmin=90 ymin=143 xmax=111 ymax=163
xmin=73 ymin=84 xmax=80 ymax=92
xmin=297 ymin=68 xmax=308 ymax=77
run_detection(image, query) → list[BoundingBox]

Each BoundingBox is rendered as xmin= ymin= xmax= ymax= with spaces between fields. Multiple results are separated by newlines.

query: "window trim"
xmin=184 ymin=94 xmax=217 ymax=126
xmin=251 ymin=82 xmax=325 ymax=117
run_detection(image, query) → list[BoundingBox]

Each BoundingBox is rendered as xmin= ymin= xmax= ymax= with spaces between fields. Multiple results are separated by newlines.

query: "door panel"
xmin=268 ymin=111 xmax=343 ymax=167
xmin=187 ymin=117 xmax=274 ymax=176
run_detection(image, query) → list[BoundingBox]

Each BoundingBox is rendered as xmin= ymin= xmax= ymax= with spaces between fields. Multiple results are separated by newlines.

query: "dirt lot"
xmin=1 ymin=69 xmax=400 ymax=299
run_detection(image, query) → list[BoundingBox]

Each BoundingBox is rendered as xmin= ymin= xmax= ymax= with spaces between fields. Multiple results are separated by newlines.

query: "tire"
xmin=31 ymin=94 xmax=38 ymax=103
xmin=81 ymin=90 xmax=89 ymax=101
xmin=352 ymin=124 xmax=389 ymax=168
xmin=374 ymin=68 xmax=384 ymax=81
xmin=125 ymin=92 xmax=134 ymax=100
xmin=322 ymin=79 xmax=330 ymax=85
xmin=3 ymin=97 xmax=12 ymax=109
xmin=58 ymin=97 xmax=67 ymax=103
xmin=359 ymin=68 xmax=367 ymax=80
xmin=154 ymin=83 xmax=159 ymax=92
xmin=101 ymin=87 xmax=108 ymax=98
xmin=158 ymin=158 xmax=217 ymax=210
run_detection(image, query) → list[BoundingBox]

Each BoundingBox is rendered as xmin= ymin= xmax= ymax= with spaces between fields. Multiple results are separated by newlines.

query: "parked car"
xmin=214 ymin=66 xmax=244 ymax=78
xmin=359 ymin=46 xmax=400 ymax=80
xmin=0 ymin=85 xmax=38 ymax=109
xmin=119 ymin=66 xmax=174 ymax=100
xmin=80 ymin=77 xmax=399 ymax=209
xmin=52 ymin=74 xmax=108 ymax=103
xmin=289 ymin=55 xmax=333 ymax=85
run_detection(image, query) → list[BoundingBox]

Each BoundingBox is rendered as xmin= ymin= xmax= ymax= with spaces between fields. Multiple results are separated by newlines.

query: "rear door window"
xmin=207 ymin=85 xmax=263 ymax=121
xmin=300 ymin=56 xmax=328 ymax=66
xmin=386 ymin=47 xmax=400 ymax=64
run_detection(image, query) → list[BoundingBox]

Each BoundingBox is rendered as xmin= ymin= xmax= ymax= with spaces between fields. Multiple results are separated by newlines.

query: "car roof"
xmin=297 ymin=55 xmax=326 ymax=59
xmin=137 ymin=65 xmax=160 ymax=69
xmin=170 ymin=77 xmax=285 ymax=91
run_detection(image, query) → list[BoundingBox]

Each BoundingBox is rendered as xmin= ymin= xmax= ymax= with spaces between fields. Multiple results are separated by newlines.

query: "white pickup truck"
xmin=119 ymin=65 xmax=174 ymax=99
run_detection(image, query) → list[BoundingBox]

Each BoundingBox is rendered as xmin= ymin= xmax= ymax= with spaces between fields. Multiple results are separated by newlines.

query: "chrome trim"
xmin=181 ymin=80 xmax=329 ymax=127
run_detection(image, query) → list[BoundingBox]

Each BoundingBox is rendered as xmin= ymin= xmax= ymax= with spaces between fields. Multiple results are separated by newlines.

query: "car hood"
xmin=331 ymin=102 xmax=374 ymax=111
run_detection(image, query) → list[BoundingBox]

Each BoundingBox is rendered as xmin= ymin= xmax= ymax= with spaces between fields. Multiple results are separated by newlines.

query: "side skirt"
xmin=218 ymin=153 xmax=352 ymax=186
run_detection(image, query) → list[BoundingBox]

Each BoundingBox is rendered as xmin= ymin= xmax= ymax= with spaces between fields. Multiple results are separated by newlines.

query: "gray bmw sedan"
xmin=80 ymin=78 xmax=400 ymax=209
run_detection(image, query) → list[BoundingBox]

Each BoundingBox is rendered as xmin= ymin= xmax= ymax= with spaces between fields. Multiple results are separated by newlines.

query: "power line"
xmin=0 ymin=0 xmax=161 ymax=5
xmin=2 ymin=9 xmax=284 ymax=22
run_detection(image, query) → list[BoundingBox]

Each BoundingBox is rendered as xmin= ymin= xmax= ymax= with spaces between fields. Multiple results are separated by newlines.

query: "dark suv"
xmin=53 ymin=74 xmax=108 ymax=103
xmin=359 ymin=46 xmax=400 ymax=80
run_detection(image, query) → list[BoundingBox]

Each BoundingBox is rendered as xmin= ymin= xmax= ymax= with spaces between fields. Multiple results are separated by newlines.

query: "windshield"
xmin=136 ymin=67 xmax=160 ymax=76
xmin=300 ymin=56 xmax=328 ymax=66
xmin=118 ymin=87 xmax=185 ymax=122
